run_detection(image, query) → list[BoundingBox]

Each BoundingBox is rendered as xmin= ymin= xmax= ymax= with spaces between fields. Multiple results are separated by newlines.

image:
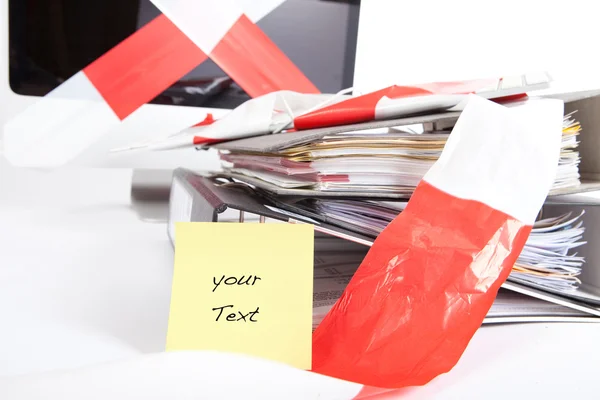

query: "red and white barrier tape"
xmin=3 ymin=0 xmax=316 ymax=167
xmin=150 ymin=0 xmax=318 ymax=99
xmin=312 ymin=95 xmax=563 ymax=388
xmin=113 ymin=73 xmax=550 ymax=152
xmin=294 ymin=73 xmax=551 ymax=130
xmin=111 ymin=91 xmax=343 ymax=152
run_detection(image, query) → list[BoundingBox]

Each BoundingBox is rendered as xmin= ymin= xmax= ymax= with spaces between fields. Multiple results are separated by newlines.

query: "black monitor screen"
xmin=8 ymin=0 xmax=360 ymax=109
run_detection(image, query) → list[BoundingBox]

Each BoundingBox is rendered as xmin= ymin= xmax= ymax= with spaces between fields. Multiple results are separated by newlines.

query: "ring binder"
xmin=169 ymin=168 xmax=600 ymax=321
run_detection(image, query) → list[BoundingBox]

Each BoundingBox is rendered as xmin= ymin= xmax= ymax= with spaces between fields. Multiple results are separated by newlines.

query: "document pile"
xmin=509 ymin=211 xmax=586 ymax=292
xmin=220 ymin=113 xmax=581 ymax=195
xmin=220 ymin=131 xmax=444 ymax=195
xmin=288 ymin=198 xmax=586 ymax=294
xmin=312 ymin=247 xmax=594 ymax=330
xmin=556 ymin=111 xmax=582 ymax=190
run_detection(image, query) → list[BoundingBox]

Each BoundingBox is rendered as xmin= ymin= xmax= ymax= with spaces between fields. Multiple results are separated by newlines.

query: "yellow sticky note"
xmin=167 ymin=222 xmax=314 ymax=370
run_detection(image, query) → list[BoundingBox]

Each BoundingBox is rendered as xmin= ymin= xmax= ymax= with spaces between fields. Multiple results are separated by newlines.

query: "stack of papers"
xmin=221 ymin=114 xmax=581 ymax=195
xmin=508 ymin=211 xmax=586 ymax=292
xmin=221 ymin=131 xmax=444 ymax=194
xmin=286 ymin=199 xmax=586 ymax=294
xmin=310 ymin=199 xmax=407 ymax=237
xmin=555 ymin=112 xmax=582 ymax=190
xmin=223 ymin=130 xmax=443 ymax=195
xmin=485 ymin=289 xmax=594 ymax=324
xmin=312 ymin=250 xmax=593 ymax=330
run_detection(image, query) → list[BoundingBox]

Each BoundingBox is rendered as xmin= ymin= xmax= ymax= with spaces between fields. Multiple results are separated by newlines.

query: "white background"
xmin=354 ymin=0 xmax=600 ymax=95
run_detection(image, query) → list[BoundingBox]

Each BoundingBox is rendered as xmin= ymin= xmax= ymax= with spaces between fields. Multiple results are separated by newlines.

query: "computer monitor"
xmin=1 ymin=0 xmax=361 ymax=169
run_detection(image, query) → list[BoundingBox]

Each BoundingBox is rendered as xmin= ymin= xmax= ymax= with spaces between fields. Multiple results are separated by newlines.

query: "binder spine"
xmin=168 ymin=169 xmax=226 ymax=245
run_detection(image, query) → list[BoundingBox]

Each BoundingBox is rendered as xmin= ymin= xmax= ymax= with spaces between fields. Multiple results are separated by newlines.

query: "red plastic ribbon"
xmin=313 ymin=180 xmax=531 ymax=388
xmin=84 ymin=15 xmax=207 ymax=120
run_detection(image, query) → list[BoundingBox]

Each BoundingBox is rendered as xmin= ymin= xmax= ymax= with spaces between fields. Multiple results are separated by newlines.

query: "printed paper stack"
xmin=276 ymin=198 xmax=586 ymax=295
xmin=219 ymin=114 xmax=581 ymax=196
xmin=312 ymin=245 xmax=593 ymax=330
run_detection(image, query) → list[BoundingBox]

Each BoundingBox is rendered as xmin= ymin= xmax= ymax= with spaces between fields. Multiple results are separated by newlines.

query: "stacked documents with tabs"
xmin=220 ymin=113 xmax=581 ymax=196
xmin=556 ymin=112 xmax=582 ymax=190
xmin=270 ymin=198 xmax=586 ymax=295
xmin=221 ymin=130 xmax=444 ymax=195
xmin=312 ymin=248 xmax=595 ymax=330
xmin=509 ymin=211 xmax=586 ymax=292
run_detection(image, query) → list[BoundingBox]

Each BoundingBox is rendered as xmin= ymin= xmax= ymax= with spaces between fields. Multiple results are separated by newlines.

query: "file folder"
xmin=167 ymin=169 xmax=375 ymax=247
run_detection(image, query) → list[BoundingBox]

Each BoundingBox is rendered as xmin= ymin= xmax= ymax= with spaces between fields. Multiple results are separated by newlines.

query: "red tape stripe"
xmin=192 ymin=136 xmax=224 ymax=145
xmin=192 ymin=113 xmax=216 ymax=127
xmin=294 ymin=86 xmax=432 ymax=130
xmin=210 ymin=15 xmax=320 ymax=97
xmin=312 ymin=180 xmax=531 ymax=388
xmin=84 ymin=15 xmax=207 ymax=120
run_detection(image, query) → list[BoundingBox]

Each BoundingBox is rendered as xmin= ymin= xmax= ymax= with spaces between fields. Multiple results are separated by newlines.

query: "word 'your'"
xmin=213 ymin=274 xmax=261 ymax=292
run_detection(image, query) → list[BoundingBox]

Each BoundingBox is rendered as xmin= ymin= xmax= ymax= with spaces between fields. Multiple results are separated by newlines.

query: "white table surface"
xmin=1 ymin=157 xmax=599 ymax=399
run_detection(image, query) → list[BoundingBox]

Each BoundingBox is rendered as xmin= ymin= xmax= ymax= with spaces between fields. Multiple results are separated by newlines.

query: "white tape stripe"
xmin=237 ymin=0 xmax=286 ymax=22
xmin=189 ymin=92 xmax=278 ymax=140
xmin=3 ymin=71 xmax=120 ymax=167
xmin=150 ymin=0 xmax=243 ymax=54
xmin=374 ymin=95 xmax=464 ymax=120
xmin=181 ymin=92 xmax=335 ymax=141
xmin=424 ymin=95 xmax=563 ymax=224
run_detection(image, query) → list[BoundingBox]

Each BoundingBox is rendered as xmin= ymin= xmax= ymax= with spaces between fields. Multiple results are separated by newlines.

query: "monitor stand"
xmin=130 ymin=169 xmax=173 ymax=222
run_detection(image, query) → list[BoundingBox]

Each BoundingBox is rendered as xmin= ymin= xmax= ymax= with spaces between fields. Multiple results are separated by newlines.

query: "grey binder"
xmin=167 ymin=168 xmax=375 ymax=247
xmin=169 ymin=168 xmax=600 ymax=319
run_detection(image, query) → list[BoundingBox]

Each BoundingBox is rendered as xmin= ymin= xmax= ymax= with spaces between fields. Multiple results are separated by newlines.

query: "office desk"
xmin=1 ymin=159 xmax=599 ymax=399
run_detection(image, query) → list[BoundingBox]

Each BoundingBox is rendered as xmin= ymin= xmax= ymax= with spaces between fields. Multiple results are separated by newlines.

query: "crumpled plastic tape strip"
xmin=313 ymin=95 xmax=564 ymax=391
xmin=293 ymin=79 xmax=497 ymax=130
